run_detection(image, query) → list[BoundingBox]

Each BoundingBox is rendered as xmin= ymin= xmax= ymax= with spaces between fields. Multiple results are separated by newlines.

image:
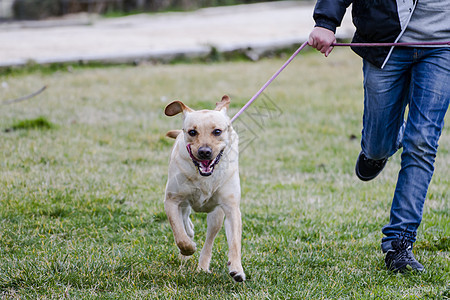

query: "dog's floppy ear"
xmin=166 ymin=130 xmax=182 ymax=139
xmin=165 ymin=101 xmax=193 ymax=116
xmin=215 ymin=95 xmax=230 ymax=112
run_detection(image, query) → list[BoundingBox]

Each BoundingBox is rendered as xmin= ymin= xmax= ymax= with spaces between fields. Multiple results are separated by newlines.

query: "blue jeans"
xmin=361 ymin=47 xmax=450 ymax=253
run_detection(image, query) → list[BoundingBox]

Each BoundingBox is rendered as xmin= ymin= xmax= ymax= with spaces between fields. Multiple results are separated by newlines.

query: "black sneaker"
xmin=355 ymin=151 xmax=387 ymax=181
xmin=385 ymin=239 xmax=425 ymax=273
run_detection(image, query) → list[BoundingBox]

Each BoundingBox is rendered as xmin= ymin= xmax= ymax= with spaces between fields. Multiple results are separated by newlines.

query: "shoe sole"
xmin=388 ymin=264 xmax=426 ymax=273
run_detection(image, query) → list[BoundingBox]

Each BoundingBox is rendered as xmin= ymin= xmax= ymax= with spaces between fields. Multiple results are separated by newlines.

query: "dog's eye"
xmin=212 ymin=129 xmax=222 ymax=136
xmin=187 ymin=129 xmax=197 ymax=137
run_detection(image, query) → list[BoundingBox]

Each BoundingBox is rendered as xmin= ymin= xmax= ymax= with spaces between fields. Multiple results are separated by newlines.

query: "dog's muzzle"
xmin=186 ymin=144 xmax=223 ymax=176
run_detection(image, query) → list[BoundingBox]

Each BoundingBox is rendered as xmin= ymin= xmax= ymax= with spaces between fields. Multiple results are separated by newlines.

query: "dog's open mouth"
xmin=186 ymin=144 xmax=223 ymax=176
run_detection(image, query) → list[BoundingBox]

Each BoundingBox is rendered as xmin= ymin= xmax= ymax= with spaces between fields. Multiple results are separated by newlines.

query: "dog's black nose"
xmin=198 ymin=147 xmax=212 ymax=160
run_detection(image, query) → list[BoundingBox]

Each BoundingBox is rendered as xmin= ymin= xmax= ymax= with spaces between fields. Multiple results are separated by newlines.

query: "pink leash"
xmin=230 ymin=41 xmax=308 ymax=123
xmin=230 ymin=40 xmax=450 ymax=123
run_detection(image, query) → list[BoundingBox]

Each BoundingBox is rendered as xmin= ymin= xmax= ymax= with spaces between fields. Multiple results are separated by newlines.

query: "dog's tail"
xmin=166 ymin=130 xmax=182 ymax=139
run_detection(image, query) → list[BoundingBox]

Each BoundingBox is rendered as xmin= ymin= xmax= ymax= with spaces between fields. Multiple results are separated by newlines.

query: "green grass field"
xmin=0 ymin=48 xmax=449 ymax=299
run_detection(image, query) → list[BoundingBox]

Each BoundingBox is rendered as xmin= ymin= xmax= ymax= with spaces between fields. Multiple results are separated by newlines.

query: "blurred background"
xmin=0 ymin=0 xmax=311 ymax=20
xmin=0 ymin=0 xmax=353 ymax=69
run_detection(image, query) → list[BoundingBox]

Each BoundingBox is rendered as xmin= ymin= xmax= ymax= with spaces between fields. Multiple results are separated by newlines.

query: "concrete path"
xmin=0 ymin=1 xmax=354 ymax=67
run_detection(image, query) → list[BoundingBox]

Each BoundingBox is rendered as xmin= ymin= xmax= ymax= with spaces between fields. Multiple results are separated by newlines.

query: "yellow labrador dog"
xmin=164 ymin=95 xmax=245 ymax=282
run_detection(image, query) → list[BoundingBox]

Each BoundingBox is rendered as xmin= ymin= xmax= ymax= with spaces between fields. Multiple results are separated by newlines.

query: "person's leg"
xmin=381 ymin=47 xmax=450 ymax=252
xmin=361 ymin=50 xmax=412 ymax=161
xmin=356 ymin=49 xmax=412 ymax=181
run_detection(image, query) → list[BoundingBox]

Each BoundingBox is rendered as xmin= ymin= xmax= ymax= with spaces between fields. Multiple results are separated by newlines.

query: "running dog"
xmin=164 ymin=95 xmax=245 ymax=282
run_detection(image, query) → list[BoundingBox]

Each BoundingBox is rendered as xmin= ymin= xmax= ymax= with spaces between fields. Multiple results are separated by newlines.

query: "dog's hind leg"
xmin=198 ymin=207 xmax=225 ymax=273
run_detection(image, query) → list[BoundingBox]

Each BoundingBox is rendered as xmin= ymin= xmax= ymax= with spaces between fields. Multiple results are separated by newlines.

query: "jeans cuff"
xmin=381 ymin=234 xmax=416 ymax=253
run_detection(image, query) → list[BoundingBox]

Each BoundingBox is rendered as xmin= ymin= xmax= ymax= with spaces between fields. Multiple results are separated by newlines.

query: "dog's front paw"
xmin=227 ymin=261 xmax=245 ymax=282
xmin=177 ymin=240 xmax=196 ymax=256
xmin=229 ymin=270 xmax=246 ymax=282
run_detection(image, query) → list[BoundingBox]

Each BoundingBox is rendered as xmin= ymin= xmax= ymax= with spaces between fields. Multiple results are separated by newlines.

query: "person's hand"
xmin=308 ymin=27 xmax=336 ymax=57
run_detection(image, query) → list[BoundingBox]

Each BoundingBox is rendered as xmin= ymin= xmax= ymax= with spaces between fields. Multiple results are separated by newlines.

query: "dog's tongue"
xmin=200 ymin=160 xmax=212 ymax=172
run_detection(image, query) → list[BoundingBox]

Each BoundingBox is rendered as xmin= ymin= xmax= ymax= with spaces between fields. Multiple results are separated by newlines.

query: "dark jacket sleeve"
xmin=313 ymin=0 xmax=353 ymax=33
